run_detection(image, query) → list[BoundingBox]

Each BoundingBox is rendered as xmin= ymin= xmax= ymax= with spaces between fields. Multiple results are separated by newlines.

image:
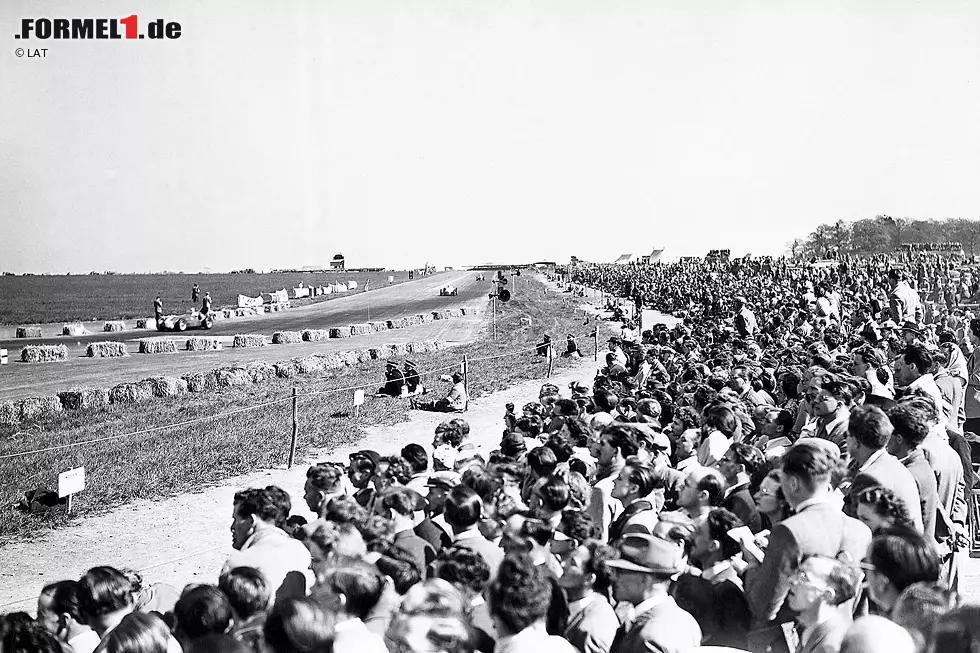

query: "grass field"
xmin=0 ymin=270 xmax=417 ymax=325
xmin=0 ymin=278 xmax=607 ymax=543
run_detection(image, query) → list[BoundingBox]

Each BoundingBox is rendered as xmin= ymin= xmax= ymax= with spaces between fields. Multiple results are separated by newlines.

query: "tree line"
xmin=787 ymin=215 xmax=980 ymax=259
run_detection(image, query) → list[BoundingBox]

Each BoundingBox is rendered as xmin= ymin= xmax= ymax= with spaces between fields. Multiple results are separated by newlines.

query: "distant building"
xmin=331 ymin=253 xmax=345 ymax=269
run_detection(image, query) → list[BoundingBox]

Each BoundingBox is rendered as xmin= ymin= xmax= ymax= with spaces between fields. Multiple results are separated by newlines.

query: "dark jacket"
xmin=723 ymin=485 xmax=764 ymax=534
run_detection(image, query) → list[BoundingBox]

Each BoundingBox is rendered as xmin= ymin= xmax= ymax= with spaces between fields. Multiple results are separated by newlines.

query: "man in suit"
xmin=607 ymin=533 xmax=702 ymax=653
xmin=884 ymin=404 xmax=939 ymax=541
xmin=786 ymin=556 xmax=860 ymax=653
xmin=444 ymin=485 xmax=503 ymax=580
xmin=744 ymin=442 xmax=871 ymax=653
xmin=845 ymin=405 xmax=923 ymax=533
xmin=718 ymin=443 xmax=765 ymax=533
xmin=811 ymin=380 xmax=853 ymax=452
xmin=730 ymin=366 xmax=774 ymax=409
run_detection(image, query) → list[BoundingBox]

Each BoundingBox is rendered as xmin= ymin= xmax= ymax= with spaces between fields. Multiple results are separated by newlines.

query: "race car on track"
xmin=157 ymin=310 xmax=216 ymax=332
xmin=439 ymin=286 xmax=458 ymax=296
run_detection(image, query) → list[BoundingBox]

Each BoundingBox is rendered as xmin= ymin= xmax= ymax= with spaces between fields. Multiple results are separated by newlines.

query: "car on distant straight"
xmin=439 ymin=285 xmax=458 ymax=296
xmin=157 ymin=310 xmax=216 ymax=332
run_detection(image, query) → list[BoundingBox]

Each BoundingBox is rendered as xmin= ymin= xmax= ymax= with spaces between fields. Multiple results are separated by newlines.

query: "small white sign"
xmin=0 ymin=348 xmax=7 ymax=365
xmin=58 ymin=467 xmax=85 ymax=498
xmin=353 ymin=389 xmax=365 ymax=407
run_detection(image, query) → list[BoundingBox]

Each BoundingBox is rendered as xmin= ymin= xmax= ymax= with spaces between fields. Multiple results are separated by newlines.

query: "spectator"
xmin=786 ymin=555 xmax=860 ymax=653
xmin=173 ymin=585 xmax=234 ymax=649
xmin=218 ymin=567 xmax=271 ymax=653
xmin=717 ymin=442 xmax=765 ymax=533
xmin=263 ymin=598 xmax=335 ymax=653
xmin=556 ymin=541 xmax=619 ymax=653
xmin=863 ymin=526 xmax=941 ymax=616
xmin=36 ymin=580 xmax=101 ymax=653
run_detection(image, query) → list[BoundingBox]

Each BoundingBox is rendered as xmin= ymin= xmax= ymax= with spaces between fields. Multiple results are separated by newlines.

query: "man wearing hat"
xmin=606 ymin=534 xmax=702 ymax=653
xmin=348 ymin=450 xmax=381 ymax=508
xmin=403 ymin=360 xmax=421 ymax=394
xmin=378 ymin=361 xmax=405 ymax=397
xmin=424 ymin=471 xmax=461 ymax=547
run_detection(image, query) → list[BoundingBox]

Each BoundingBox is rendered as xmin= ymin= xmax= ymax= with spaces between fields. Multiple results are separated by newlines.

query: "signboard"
xmin=352 ymin=389 xmax=365 ymax=407
xmin=0 ymin=348 xmax=7 ymax=365
xmin=58 ymin=466 xmax=85 ymax=498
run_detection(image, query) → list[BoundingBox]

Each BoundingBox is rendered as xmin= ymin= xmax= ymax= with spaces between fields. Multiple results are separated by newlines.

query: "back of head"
xmin=487 ymin=554 xmax=551 ymax=635
xmin=174 ymin=584 xmax=233 ymax=642
xmin=0 ymin=614 xmax=64 ymax=653
xmin=401 ymin=443 xmax=429 ymax=474
xmin=433 ymin=546 xmax=492 ymax=596
xmin=218 ymin=567 xmax=270 ymax=621
xmin=41 ymin=579 xmax=85 ymax=625
xmin=848 ymin=404 xmax=893 ymax=450
xmin=319 ymin=558 xmax=385 ymax=620
xmin=841 ymin=615 xmax=915 ymax=653
xmin=263 ymin=598 xmax=336 ymax=653
xmin=104 ymin=612 xmax=171 ymax=653
xmin=868 ymin=527 xmax=941 ymax=594
xmin=444 ymin=485 xmax=482 ymax=530
xmin=931 ymin=605 xmax=980 ymax=653
xmin=892 ymin=581 xmax=961 ymax=648
xmin=781 ymin=441 xmax=835 ymax=491
xmin=78 ymin=566 xmax=133 ymax=624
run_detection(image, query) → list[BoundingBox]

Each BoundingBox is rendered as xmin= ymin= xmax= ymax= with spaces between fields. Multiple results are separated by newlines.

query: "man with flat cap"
xmin=379 ymin=361 xmax=405 ymax=397
xmin=607 ymin=533 xmax=702 ymax=653
xmin=403 ymin=360 xmax=421 ymax=394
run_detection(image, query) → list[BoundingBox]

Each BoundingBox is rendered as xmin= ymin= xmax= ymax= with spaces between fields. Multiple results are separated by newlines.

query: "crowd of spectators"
xmin=3 ymin=253 xmax=980 ymax=653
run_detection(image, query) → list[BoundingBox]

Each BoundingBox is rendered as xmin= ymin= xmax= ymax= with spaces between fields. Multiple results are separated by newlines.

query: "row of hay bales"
xmin=0 ymin=339 xmax=447 ymax=426
xmin=280 ymin=307 xmax=474 ymax=342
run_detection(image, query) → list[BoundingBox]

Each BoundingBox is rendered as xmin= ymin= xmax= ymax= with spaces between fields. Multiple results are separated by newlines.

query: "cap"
xmin=405 ymin=360 xmax=417 ymax=368
xmin=881 ymin=320 xmax=898 ymax=330
xmin=349 ymin=449 xmax=381 ymax=469
xmin=605 ymin=533 xmax=685 ymax=575
xmin=500 ymin=432 xmax=527 ymax=456
xmin=902 ymin=321 xmax=923 ymax=335
xmin=426 ymin=471 xmax=461 ymax=489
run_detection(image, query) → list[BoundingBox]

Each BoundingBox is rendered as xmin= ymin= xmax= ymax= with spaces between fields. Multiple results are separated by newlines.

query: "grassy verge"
xmin=0 ymin=278 xmax=608 ymax=544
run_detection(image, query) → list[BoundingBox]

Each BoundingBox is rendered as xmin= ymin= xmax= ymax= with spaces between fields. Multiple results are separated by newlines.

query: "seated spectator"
xmin=377 ymin=487 xmax=436 ymax=578
xmin=304 ymin=463 xmax=345 ymax=519
xmin=433 ymin=546 xmax=496 ymax=646
xmin=891 ymin=581 xmax=960 ymax=652
xmin=445 ymin=486 xmax=504 ymax=579
xmin=854 ymin=486 xmax=916 ymax=533
xmin=716 ymin=442 xmax=765 ymax=533
xmin=0 ymin=611 xmax=65 ymax=653
xmin=103 ymin=612 xmax=175 ymax=653
xmin=263 ymin=598 xmax=336 ymax=653
xmin=839 ymin=615 xmax=916 ymax=653
xmin=312 ymin=557 xmax=387 ymax=653
xmin=173 ymin=584 xmax=234 ymax=650
xmin=218 ymin=567 xmax=271 ymax=653
xmin=36 ymin=580 xmax=101 ymax=653
xmin=754 ymin=469 xmax=792 ymax=530
xmin=607 ymin=458 xmax=659 ymax=542
xmin=387 ymin=579 xmax=477 ymax=653
xmin=863 ymin=526 xmax=941 ymax=616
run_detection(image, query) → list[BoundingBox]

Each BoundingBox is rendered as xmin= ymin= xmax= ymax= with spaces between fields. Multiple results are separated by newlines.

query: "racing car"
xmin=439 ymin=286 xmax=458 ymax=296
xmin=157 ymin=310 xmax=216 ymax=332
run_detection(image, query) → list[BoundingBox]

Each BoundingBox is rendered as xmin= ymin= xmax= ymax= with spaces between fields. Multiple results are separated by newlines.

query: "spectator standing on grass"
xmin=192 ymin=283 xmax=200 ymax=302
xmin=202 ymin=292 xmax=212 ymax=315
xmin=154 ymin=296 xmax=164 ymax=321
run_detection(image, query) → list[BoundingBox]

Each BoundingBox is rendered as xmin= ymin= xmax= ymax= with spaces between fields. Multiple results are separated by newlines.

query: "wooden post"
xmin=547 ymin=344 xmax=554 ymax=378
xmin=66 ymin=494 xmax=73 ymax=515
xmin=492 ymin=295 xmax=497 ymax=341
xmin=462 ymin=354 xmax=469 ymax=412
xmin=593 ymin=329 xmax=599 ymax=362
xmin=287 ymin=387 xmax=298 ymax=469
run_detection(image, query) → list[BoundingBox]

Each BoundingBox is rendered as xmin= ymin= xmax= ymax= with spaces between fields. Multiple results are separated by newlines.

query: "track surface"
xmin=0 ymin=271 xmax=490 ymax=402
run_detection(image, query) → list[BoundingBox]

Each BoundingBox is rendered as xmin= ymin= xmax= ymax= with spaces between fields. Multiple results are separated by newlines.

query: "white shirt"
xmin=68 ymin=629 xmax=101 ymax=653
xmin=495 ymin=621 xmax=578 ymax=653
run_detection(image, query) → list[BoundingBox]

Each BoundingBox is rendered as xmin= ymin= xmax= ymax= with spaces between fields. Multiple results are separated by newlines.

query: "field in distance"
xmin=0 ymin=270 xmax=416 ymax=325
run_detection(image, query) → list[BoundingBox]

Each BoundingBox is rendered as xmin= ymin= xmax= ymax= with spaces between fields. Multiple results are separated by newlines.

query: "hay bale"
xmin=367 ymin=322 xmax=389 ymax=332
xmin=62 ymin=324 xmax=89 ymax=336
xmin=386 ymin=318 xmax=408 ymax=329
xmin=109 ymin=382 xmax=153 ymax=404
xmin=334 ymin=351 xmax=358 ymax=367
xmin=390 ymin=343 xmax=409 ymax=356
xmin=143 ymin=376 xmax=188 ymax=397
xmin=0 ymin=401 xmax=18 ymax=425
xmin=302 ymin=329 xmax=330 ymax=342
xmin=405 ymin=315 xmax=425 ymax=326
xmin=185 ymin=337 xmax=222 ymax=351
xmin=449 ymin=309 xmax=463 ymax=318
xmin=350 ymin=323 xmax=372 ymax=336
xmin=15 ymin=326 xmax=42 ymax=338
xmin=183 ymin=371 xmax=219 ymax=393
xmin=214 ymin=367 xmax=251 ymax=388
xmin=18 ymin=396 xmax=63 ymax=421
xmin=86 ymin=341 xmax=129 ymax=358
xmin=316 ymin=354 xmax=345 ymax=370
xmin=407 ymin=341 xmax=431 ymax=355
xmin=274 ymin=361 xmax=300 ymax=378
xmin=369 ymin=345 xmax=394 ymax=360
xmin=58 ymin=388 xmax=110 ymax=411
xmin=139 ymin=338 xmax=178 ymax=354
xmin=329 ymin=327 xmax=352 ymax=339
xmin=21 ymin=345 xmax=68 ymax=363
xmin=245 ymin=361 xmax=276 ymax=383
xmin=233 ymin=334 xmax=267 ymax=348
xmin=103 ymin=321 xmax=126 ymax=332
xmin=135 ymin=318 xmax=149 ymax=329
xmin=296 ymin=356 xmax=327 ymax=375
xmin=273 ymin=331 xmax=302 ymax=344
xmin=355 ymin=349 xmax=373 ymax=363
xmin=420 ymin=313 xmax=434 ymax=323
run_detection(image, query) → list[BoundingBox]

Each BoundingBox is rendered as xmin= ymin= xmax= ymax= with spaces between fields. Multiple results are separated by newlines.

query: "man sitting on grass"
xmin=411 ymin=373 xmax=467 ymax=413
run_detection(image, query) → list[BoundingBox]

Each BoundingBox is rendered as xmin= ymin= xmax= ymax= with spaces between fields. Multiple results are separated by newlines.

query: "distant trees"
xmin=789 ymin=215 xmax=980 ymax=259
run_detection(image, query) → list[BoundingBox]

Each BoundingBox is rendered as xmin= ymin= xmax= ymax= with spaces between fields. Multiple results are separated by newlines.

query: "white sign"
xmin=58 ymin=466 xmax=85 ymax=498
xmin=0 ymin=348 xmax=7 ymax=365
xmin=352 ymin=389 xmax=365 ymax=407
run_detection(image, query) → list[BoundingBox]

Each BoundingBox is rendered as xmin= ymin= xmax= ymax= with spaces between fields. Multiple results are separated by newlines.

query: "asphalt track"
xmin=0 ymin=271 xmax=492 ymax=402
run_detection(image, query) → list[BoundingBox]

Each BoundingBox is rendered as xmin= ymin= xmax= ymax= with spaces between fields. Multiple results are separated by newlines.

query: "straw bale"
xmin=302 ymin=329 xmax=331 ymax=342
xmin=103 ymin=321 xmax=126 ymax=332
xmin=316 ymin=354 xmax=345 ymax=370
xmin=449 ymin=309 xmax=463 ymax=318
xmin=0 ymin=401 xmax=18 ymax=425
xmin=214 ymin=367 xmax=251 ymax=388
xmin=420 ymin=313 xmax=434 ymax=323
xmin=109 ymin=382 xmax=153 ymax=404
xmin=329 ymin=327 xmax=352 ymax=339
xmin=432 ymin=339 xmax=446 ymax=350
xmin=390 ymin=343 xmax=409 ymax=356
xmin=272 ymin=331 xmax=302 ymax=344
xmin=183 ymin=371 xmax=219 ymax=393
xmin=86 ymin=341 xmax=129 ymax=358
xmin=21 ymin=345 xmax=68 ymax=363
xmin=274 ymin=361 xmax=300 ymax=378
xmin=185 ymin=337 xmax=222 ymax=351
xmin=139 ymin=338 xmax=178 ymax=354
xmin=355 ymin=349 xmax=373 ymax=363
xmin=245 ymin=361 xmax=276 ymax=383
xmin=369 ymin=345 xmax=394 ymax=360
xmin=18 ymin=396 xmax=63 ymax=421
xmin=350 ymin=323 xmax=372 ymax=336
xmin=386 ymin=318 xmax=408 ymax=329
xmin=367 ymin=322 xmax=389 ymax=332
xmin=296 ymin=356 xmax=327 ymax=375
xmin=334 ymin=351 xmax=358 ymax=367
xmin=233 ymin=334 xmax=267 ymax=348
xmin=62 ymin=324 xmax=89 ymax=336
xmin=406 ymin=341 xmax=431 ymax=355
xmin=58 ymin=388 xmax=110 ymax=411
xmin=145 ymin=376 xmax=188 ymax=397
xmin=15 ymin=326 xmax=42 ymax=338
xmin=135 ymin=319 xmax=149 ymax=329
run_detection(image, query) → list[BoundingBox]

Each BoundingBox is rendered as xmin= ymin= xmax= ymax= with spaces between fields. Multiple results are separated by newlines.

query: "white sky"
xmin=1 ymin=0 xmax=978 ymax=273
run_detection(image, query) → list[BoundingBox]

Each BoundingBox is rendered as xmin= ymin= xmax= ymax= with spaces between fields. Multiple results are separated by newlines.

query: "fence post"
xmin=287 ymin=387 xmax=298 ymax=469
xmin=547 ymin=344 xmax=554 ymax=378
xmin=492 ymin=295 xmax=497 ymax=341
xmin=593 ymin=329 xmax=599 ymax=362
xmin=462 ymin=354 xmax=469 ymax=412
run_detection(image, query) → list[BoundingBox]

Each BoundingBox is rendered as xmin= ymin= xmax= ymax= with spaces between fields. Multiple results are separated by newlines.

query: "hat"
xmin=902 ymin=321 xmax=923 ymax=335
xmin=404 ymin=360 xmax=417 ymax=368
xmin=426 ymin=471 xmax=461 ymax=489
xmin=569 ymin=381 xmax=591 ymax=395
xmin=349 ymin=449 xmax=381 ymax=469
xmin=606 ymin=534 xmax=685 ymax=575
xmin=881 ymin=320 xmax=898 ymax=330
xmin=500 ymin=432 xmax=527 ymax=456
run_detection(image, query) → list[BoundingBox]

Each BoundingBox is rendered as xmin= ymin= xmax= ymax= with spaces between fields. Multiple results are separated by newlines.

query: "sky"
xmin=1 ymin=0 xmax=979 ymax=274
